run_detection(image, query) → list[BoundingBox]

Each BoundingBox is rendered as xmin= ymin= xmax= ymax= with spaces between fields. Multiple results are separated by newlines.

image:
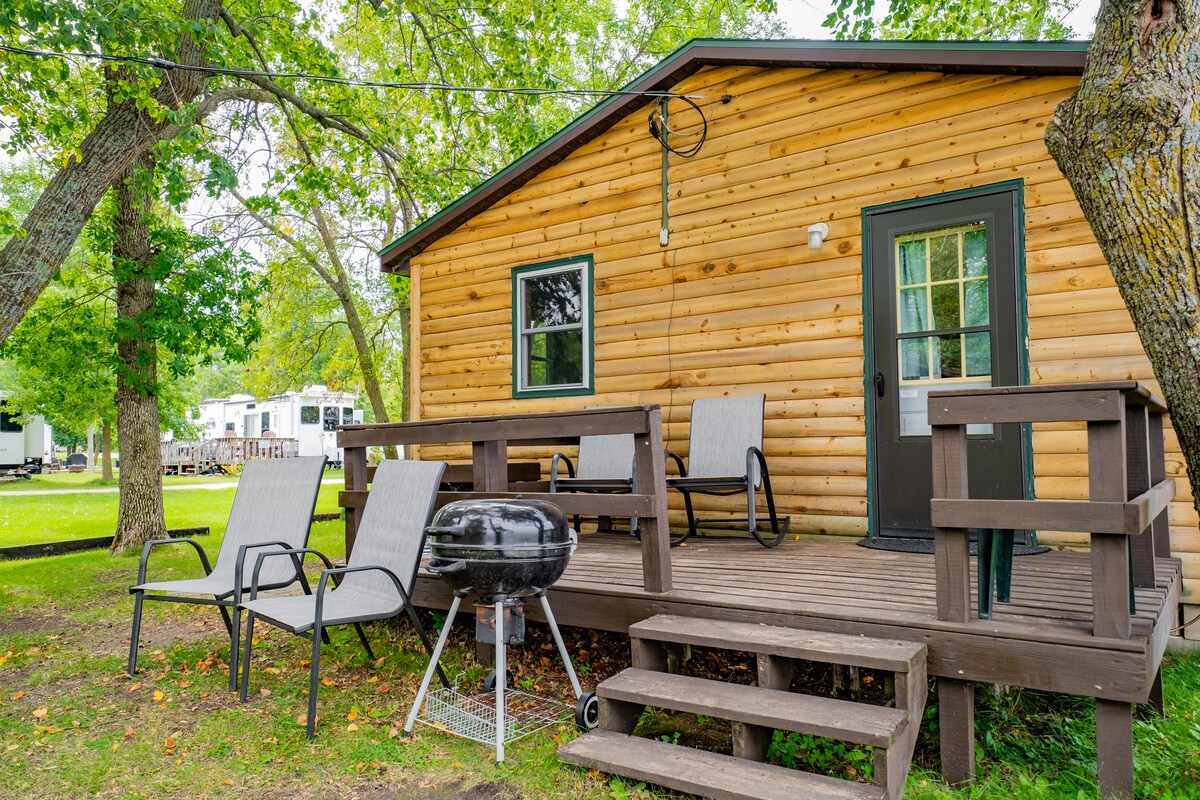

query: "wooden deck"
xmin=411 ymin=535 xmax=1180 ymax=704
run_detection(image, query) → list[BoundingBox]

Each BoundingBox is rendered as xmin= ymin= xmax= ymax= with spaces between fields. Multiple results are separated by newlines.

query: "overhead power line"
xmin=0 ymin=43 xmax=709 ymax=102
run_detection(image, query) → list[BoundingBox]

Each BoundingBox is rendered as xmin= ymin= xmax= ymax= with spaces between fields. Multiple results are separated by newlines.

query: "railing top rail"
xmin=928 ymin=380 xmax=1166 ymax=413
xmin=337 ymin=404 xmax=660 ymax=448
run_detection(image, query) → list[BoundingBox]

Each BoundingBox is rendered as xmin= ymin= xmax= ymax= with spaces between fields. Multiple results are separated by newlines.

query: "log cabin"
xmin=360 ymin=40 xmax=1189 ymax=797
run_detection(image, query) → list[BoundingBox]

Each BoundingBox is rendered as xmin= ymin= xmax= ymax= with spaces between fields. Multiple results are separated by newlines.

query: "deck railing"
xmin=337 ymin=405 xmax=674 ymax=593
xmin=928 ymin=380 xmax=1175 ymax=797
xmin=161 ymin=437 xmax=299 ymax=472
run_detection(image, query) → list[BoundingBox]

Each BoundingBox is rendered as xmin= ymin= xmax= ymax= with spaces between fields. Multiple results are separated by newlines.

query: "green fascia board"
xmin=378 ymin=38 xmax=1089 ymax=268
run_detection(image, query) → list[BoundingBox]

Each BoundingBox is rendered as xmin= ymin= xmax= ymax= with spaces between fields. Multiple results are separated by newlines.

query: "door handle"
xmin=873 ymin=372 xmax=885 ymax=398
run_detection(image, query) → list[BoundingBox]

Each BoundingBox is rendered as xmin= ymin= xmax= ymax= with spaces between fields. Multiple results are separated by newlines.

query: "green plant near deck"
xmin=768 ymin=730 xmax=875 ymax=782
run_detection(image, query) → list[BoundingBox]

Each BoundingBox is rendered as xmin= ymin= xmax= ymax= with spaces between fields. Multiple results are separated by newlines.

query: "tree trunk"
xmin=1045 ymin=0 xmax=1200 ymax=520
xmin=101 ymin=420 xmax=114 ymax=481
xmin=110 ymin=156 xmax=166 ymax=553
xmin=0 ymin=0 xmax=221 ymax=345
xmin=340 ymin=287 xmax=398 ymax=459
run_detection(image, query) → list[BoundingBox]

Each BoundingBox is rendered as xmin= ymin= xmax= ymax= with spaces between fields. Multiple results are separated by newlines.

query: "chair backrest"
xmin=575 ymin=432 xmax=635 ymax=481
xmin=686 ymin=394 xmax=766 ymax=484
xmin=341 ymin=459 xmax=447 ymax=605
xmin=211 ymin=456 xmax=328 ymax=587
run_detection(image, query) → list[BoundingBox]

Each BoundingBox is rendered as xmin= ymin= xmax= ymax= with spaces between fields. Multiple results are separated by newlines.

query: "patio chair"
xmin=550 ymin=430 xmax=643 ymax=540
xmin=665 ymin=394 xmax=788 ymax=548
xmin=236 ymin=459 xmax=449 ymax=739
xmin=128 ymin=456 xmax=328 ymax=691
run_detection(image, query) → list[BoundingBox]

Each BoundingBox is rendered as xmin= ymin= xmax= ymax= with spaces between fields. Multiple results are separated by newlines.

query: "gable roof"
xmin=379 ymin=38 xmax=1089 ymax=274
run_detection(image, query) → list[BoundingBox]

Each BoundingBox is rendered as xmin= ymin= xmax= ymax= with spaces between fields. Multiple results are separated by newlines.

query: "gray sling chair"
xmin=665 ymin=394 xmax=788 ymax=548
xmin=550 ymin=430 xmax=642 ymax=539
xmin=237 ymin=459 xmax=450 ymax=739
xmin=128 ymin=456 xmax=328 ymax=691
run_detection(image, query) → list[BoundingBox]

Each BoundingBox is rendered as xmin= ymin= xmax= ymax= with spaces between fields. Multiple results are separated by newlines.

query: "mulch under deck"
xmin=412 ymin=536 xmax=1180 ymax=704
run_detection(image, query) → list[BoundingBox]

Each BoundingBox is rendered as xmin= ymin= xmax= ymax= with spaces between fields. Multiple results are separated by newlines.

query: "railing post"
xmin=343 ymin=446 xmax=367 ymax=558
xmin=931 ymin=423 xmax=971 ymax=624
xmin=633 ymin=406 xmax=672 ymax=594
xmin=1087 ymin=404 xmax=1131 ymax=640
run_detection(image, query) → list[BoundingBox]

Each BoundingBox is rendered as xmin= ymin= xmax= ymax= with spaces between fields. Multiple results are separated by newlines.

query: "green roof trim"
xmin=379 ymin=38 xmax=1089 ymax=273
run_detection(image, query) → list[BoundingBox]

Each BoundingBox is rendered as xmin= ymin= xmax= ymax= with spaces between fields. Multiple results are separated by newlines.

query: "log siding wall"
xmin=407 ymin=66 xmax=1196 ymax=603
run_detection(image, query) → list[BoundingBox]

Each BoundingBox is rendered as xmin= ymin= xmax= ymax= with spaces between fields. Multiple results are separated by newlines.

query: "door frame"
xmin=861 ymin=179 xmax=1034 ymax=538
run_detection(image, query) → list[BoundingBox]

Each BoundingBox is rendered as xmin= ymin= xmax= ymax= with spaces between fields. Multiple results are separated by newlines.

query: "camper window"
xmin=512 ymin=256 xmax=593 ymax=397
xmin=322 ymin=406 xmax=339 ymax=432
xmin=0 ymin=409 xmax=21 ymax=433
xmin=301 ymin=405 xmax=319 ymax=425
xmin=342 ymin=407 xmax=354 ymax=424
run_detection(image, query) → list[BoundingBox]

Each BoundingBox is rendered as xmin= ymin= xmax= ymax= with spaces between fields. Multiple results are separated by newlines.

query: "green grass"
xmin=0 ymin=479 xmax=344 ymax=548
xmin=2 ymin=492 xmax=1199 ymax=798
xmin=0 ymin=469 xmax=346 ymax=493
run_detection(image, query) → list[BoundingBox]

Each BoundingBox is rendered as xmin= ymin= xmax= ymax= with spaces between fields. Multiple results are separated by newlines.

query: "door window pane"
xmin=899 ymin=338 xmax=930 ymax=381
xmin=899 ymin=288 xmax=929 ymax=333
xmin=964 ymin=229 xmax=988 ymax=277
xmin=931 ymin=283 xmax=960 ymax=330
xmin=964 ymin=279 xmax=989 ymax=326
xmin=964 ymin=332 xmax=992 ymax=377
xmin=898 ymin=239 xmax=926 ymax=284
xmin=935 ymin=334 xmax=962 ymax=379
xmin=930 ymin=234 xmax=959 ymax=281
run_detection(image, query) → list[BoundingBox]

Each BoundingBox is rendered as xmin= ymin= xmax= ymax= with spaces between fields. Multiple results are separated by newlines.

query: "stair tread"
xmin=560 ymin=729 xmax=885 ymax=800
xmin=630 ymin=615 xmax=925 ymax=672
xmin=601 ymin=669 xmax=906 ymax=747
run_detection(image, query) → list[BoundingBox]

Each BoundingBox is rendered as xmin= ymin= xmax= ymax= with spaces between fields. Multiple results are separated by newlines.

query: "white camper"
xmin=0 ymin=400 xmax=52 ymax=472
xmin=259 ymin=385 xmax=359 ymax=465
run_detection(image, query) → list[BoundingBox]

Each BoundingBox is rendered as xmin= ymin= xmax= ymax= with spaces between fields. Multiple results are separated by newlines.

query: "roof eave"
xmin=379 ymin=39 xmax=1089 ymax=274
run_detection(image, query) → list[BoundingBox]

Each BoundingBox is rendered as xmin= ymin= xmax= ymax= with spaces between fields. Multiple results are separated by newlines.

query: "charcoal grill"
xmin=403 ymin=499 xmax=598 ymax=762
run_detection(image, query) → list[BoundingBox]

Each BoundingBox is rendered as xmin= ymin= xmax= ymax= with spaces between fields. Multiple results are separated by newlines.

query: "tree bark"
xmin=0 ymin=0 xmax=221 ymax=345
xmin=1045 ymin=0 xmax=1200 ymax=519
xmin=110 ymin=155 xmax=166 ymax=553
xmin=101 ymin=420 xmax=114 ymax=482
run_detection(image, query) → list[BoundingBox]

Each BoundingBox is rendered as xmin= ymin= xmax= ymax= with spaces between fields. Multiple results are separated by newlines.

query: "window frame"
xmin=510 ymin=256 xmax=595 ymax=398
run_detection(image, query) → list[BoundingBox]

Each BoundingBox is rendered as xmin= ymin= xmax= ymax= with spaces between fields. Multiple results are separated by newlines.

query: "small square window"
xmin=300 ymin=405 xmax=319 ymax=425
xmin=512 ymin=258 xmax=594 ymax=397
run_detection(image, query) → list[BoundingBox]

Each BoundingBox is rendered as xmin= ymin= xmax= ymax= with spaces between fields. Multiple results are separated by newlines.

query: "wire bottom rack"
xmin=415 ymin=686 xmax=572 ymax=746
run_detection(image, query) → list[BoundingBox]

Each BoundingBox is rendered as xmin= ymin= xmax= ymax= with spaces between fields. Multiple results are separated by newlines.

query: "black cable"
xmin=647 ymin=94 xmax=707 ymax=158
xmin=0 ymin=43 xmax=707 ymax=103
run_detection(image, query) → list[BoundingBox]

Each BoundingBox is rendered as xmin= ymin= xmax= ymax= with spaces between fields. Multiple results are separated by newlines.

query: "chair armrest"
xmin=247 ymin=548 xmax=335 ymax=602
xmin=133 ymin=537 xmax=212 ymax=592
xmin=234 ymin=541 xmax=300 ymax=604
xmin=664 ymin=450 xmax=688 ymax=478
xmin=312 ymin=564 xmax=412 ymax=624
xmin=747 ymin=446 xmax=768 ymax=489
xmin=549 ymin=453 xmax=575 ymax=488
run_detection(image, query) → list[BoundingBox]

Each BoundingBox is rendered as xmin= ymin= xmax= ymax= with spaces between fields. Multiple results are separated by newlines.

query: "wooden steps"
xmin=559 ymin=614 xmax=928 ymax=800
xmin=562 ymin=729 xmax=886 ymax=800
xmin=602 ymin=669 xmax=908 ymax=747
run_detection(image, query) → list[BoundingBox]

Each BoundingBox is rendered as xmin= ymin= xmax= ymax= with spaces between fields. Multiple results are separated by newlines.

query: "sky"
xmin=773 ymin=0 xmax=1100 ymax=38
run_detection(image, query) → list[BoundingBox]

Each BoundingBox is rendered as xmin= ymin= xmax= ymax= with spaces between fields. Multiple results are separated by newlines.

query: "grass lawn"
xmin=0 ymin=469 xmax=346 ymax=493
xmin=0 ymin=478 xmax=345 ymax=548
xmin=1 ymin=493 xmax=1198 ymax=798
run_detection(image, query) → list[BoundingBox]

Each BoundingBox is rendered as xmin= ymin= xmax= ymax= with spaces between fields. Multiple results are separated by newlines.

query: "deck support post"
xmin=938 ymin=678 xmax=975 ymax=786
xmin=1141 ymin=667 xmax=1164 ymax=718
xmin=343 ymin=445 xmax=368 ymax=558
xmin=633 ymin=406 xmax=673 ymax=593
xmin=1096 ymin=699 xmax=1134 ymax=799
xmin=733 ymin=654 xmax=794 ymax=762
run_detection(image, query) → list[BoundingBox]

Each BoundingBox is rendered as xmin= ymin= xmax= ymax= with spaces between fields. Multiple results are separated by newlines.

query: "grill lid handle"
xmin=426 ymin=559 xmax=467 ymax=575
xmin=425 ymin=525 xmax=468 ymax=538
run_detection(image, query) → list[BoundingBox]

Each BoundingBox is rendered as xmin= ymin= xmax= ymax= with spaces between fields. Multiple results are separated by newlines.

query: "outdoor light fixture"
xmin=808 ymin=223 xmax=829 ymax=249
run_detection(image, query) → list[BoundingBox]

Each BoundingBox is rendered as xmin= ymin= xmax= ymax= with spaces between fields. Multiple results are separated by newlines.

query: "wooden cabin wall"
xmin=407 ymin=65 xmax=1196 ymax=605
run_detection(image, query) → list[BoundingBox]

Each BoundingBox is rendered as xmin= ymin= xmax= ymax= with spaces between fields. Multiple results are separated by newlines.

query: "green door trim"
xmin=861 ymin=180 xmax=1032 ymax=538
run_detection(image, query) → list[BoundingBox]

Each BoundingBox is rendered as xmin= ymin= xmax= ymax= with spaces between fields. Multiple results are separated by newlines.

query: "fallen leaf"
xmin=376 ymin=683 xmax=390 ymax=695
xmin=296 ymin=714 xmax=308 ymax=726
xmin=152 ymin=691 xmax=164 ymax=702
xmin=4 ymin=745 xmax=18 ymax=753
xmin=320 ymin=678 xmax=335 ymax=687
xmin=347 ymin=709 xmax=358 ymax=722
xmin=387 ymin=728 xmax=399 ymax=739
xmin=346 ymin=724 xmax=359 ymax=732
xmin=367 ymin=676 xmax=378 ymax=684
xmin=262 ymin=667 xmax=280 ymax=675
xmin=373 ymin=657 xmax=385 ymax=667
xmin=165 ymin=736 xmax=175 ymax=750
xmin=222 ymin=779 xmax=234 ymax=787
xmin=259 ymin=688 xmax=271 ymax=697
xmin=128 ymin=683 xmax=142 ymax=693
xmin=300 ymin=659 xmax=311 ymax=667
xmin=124 ymin=727 xmax=135 ymax=741
xmin=32 ymin=707 xmax=48 ymax=720
xmin=111 ymin=743 xmax=119 ymax=752
xmin=178 ymin=680 xmax=192 ymax=689
xmin=10 ymin=691 xmax=23 ymax=701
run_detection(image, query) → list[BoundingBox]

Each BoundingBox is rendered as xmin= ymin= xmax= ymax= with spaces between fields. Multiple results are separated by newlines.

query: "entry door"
xmin=867 ymin=187 xmax=1027 ymax=537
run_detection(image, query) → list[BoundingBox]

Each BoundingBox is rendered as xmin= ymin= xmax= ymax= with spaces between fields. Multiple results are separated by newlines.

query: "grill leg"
xmin=539 ymin=593 xmax=582 ymax=699
xmin=404 ymin=594 xmax=462 ymax=735
xmin=495 ymin=599 xmax=506 ymax=764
